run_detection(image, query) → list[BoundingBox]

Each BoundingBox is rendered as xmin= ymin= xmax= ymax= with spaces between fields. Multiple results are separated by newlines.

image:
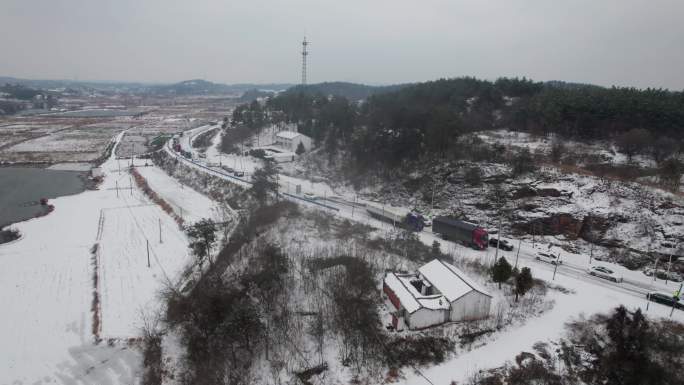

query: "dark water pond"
xmin=0 ymin=167 xmax=87 ymax=228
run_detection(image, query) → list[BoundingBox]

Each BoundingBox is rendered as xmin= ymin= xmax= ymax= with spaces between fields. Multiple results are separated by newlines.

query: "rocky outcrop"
xmin=511 ymin=185 xmax=571 ymax=200
xmin=513 ymin=213 xmax=583 ymax=238
xmin=512 ymin=212 xmax=630 ymax=246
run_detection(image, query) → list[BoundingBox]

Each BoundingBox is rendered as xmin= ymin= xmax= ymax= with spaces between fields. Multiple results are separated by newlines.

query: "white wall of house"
xmin=275 ymin=132 xmax=313 ymax=152
xmin=449 ymin=291 xmax=492 ymax=322
xmin=293 ymin=135 xmax=312 ymax=152
xmin=407 ymin=308 xmax=448 ymax=330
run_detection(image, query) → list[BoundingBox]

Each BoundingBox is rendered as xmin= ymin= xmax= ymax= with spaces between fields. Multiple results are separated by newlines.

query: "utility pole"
xmin=129 ymin=176 xmax=133 ymax=196
xmin=159 ymin=218 xmax=162 ymax=244
xmin=515 ymin=238 xmax=522 ymax=269
xmin=352 ymin=194 xmax=357 ymax=218
xmin=431 ymin=181 xmax=437 ymax=213
xmin=494 ymin=214 xmax=502 ymax=262
xmin=146 ymin=239 xmax=150 ymax=268
xmin=589 ymin=241 xmax=594 ymax=265
xmin=670 ymin=283 xmax=682 ymax=317
xmin=116 ymin=181 xmax=119 ymax=198
xmin=665 ymin=250 xmax=674 ymax=285
xmin=553 ymin=252 xmax=560 ymax=280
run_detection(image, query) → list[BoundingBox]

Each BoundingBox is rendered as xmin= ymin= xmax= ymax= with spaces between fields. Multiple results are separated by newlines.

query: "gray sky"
xmin=2 ymin=0 xmax=684 ymax=89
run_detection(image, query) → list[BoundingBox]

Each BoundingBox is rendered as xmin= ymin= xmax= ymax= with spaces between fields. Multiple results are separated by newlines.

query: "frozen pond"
xmin=0 ymin=167 xmax=87 ymax=228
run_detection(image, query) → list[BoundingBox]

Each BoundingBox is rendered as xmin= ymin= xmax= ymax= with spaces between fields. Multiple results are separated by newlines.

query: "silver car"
xmin=536 ymin=252 xmax=562 ymax=265
xmin=588 ymin=265 xmax=623 ymax=283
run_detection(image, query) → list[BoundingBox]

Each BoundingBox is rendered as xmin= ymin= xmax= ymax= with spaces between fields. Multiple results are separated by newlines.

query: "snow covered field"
xmin=0 ymin=131 xmax=215 ymax=384
xmin=136 ymin=165 xmax=222 ymax=225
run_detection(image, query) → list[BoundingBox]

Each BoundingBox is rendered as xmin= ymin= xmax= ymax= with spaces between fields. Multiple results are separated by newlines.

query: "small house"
xmin=383 ymin=259 xmax=492 ymax=330
xmin=275 ymin=131 xmax=312 ymax=153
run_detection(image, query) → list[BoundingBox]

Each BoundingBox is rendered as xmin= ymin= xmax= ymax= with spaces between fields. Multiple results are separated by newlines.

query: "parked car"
xmin=303 ymin=192 xmax=316 ymax=200
xmin=536 ymin=252 xmax=562 ymax=265
xmin=489 ymin=238 xmax=514 ymax=251
xmin=643 ymin=268 xmax=683 ymax=282
xmin=587 ymin=265 xmax=623 ymax=283
xmin=234 ymin=171 xmax=245 ymax=177
xmin=223 ymin=167 xmax=234 ymax=173
xmin=646 ymin=292 xmax=684 ymax=309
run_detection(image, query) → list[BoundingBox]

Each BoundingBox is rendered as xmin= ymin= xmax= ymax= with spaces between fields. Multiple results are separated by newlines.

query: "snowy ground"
xmin=0 ymin=130 xmax=216 ymax=384
xmin=136 ymin=165 xmax=223 ymax=225
xmin=170 ymin=125 xmax=684 ymax=384
xmin=476 ymin=129 xmax=659 ymax=169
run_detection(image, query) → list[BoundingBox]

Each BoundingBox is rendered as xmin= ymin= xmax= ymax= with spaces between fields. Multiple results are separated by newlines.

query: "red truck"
xmin=432 ymin=216 xmax=489 ymax=250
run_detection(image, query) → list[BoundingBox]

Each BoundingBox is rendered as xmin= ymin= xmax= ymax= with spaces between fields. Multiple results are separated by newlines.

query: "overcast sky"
xmin=2 ymin=0 xmax=684 ymax=89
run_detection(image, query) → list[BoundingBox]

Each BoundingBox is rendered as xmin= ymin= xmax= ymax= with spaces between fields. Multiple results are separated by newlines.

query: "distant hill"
xmin=285 ymin=82 xmax=410 ymax=101
xmin=0 ymin=76 xmax=149 ymax=93
xmin=0 ymin=76 xmax=292 ymax=96
xmin=147 ymin=80 xmax=293 ymax=96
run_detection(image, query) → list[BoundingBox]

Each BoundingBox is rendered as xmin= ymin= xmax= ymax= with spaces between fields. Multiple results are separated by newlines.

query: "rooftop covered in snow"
xmin=384 ymin=272 xmax=450 ymax=314
xmin=275 ymin=130 xmax=302 ymax=140
xmin=419 ymin=259 xmax=492 ymax=302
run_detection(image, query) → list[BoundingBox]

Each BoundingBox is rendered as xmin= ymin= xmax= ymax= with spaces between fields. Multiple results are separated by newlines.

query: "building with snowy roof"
xmin=383 ymin=259 xmax=492 ymax=330
xmin=275 ymin=130 xmax=312 ymax=153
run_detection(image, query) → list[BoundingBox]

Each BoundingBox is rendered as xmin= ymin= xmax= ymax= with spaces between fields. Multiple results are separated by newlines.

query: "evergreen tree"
xmin=464 ymin=167 xmax=483 ymax=186
xmin=658 ymin=158 xmax=684 ymax=190
xmin=651 ymin=136 xmax=678 ymax=163
xmin=586 ymin=306 xmax=658 ymax=385
xmin=295 ymin=141 xmax=306 ymax=155
xmin=514 ymin=267 xmax=534 ymax=302
xmin=550 ymin=140 xmax=565 ymax=163
xmin=249 ymin=160 xmax=279 ymax=204
xmin=431 ymin=240 xmax=441 ymax=257
xmin=186 ymin=218 xmax=217 ymax=267
xmin=491 ymin=256 xmax=513 ymax=289
xmin=511 ymin=148 xmax=536 ymax=176
xmin=617 ymin=128 xmax=652 ymax=162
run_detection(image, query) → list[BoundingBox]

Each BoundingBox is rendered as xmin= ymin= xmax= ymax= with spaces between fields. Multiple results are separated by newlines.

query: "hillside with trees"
xmin=285 ymin=81 xmax=409 ymax=101
xmin=253 ymin=77 xmax=684 ymax=176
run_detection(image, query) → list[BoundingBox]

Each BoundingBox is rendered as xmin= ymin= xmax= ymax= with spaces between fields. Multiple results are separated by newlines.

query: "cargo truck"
xmin=366 ymin=204 xmax=425 ymax=232
xmin=432 ymin=216 xmax=489 ymax=250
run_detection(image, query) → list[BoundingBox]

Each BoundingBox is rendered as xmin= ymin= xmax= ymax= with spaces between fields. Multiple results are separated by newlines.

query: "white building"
xmin=383 ymin=259 xmax=492 ymax=330
xmin=275 ymin=131 xmax=312 ymax=153
xmin=91 ymin=167 xmax=103 ymax=178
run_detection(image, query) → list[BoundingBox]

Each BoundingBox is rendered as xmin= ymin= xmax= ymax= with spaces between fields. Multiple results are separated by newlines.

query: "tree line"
xmin=229 ymin=77 xmax=684 ymax=174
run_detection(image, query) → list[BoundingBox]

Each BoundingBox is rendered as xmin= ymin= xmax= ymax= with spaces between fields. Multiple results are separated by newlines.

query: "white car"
xmin=587 ymin=265 xmax=623 ymax=283
xmin=303 ymin=192 xmax=316 ymax=200
xmin=536 ymin=252 xmax=562 ymax=265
